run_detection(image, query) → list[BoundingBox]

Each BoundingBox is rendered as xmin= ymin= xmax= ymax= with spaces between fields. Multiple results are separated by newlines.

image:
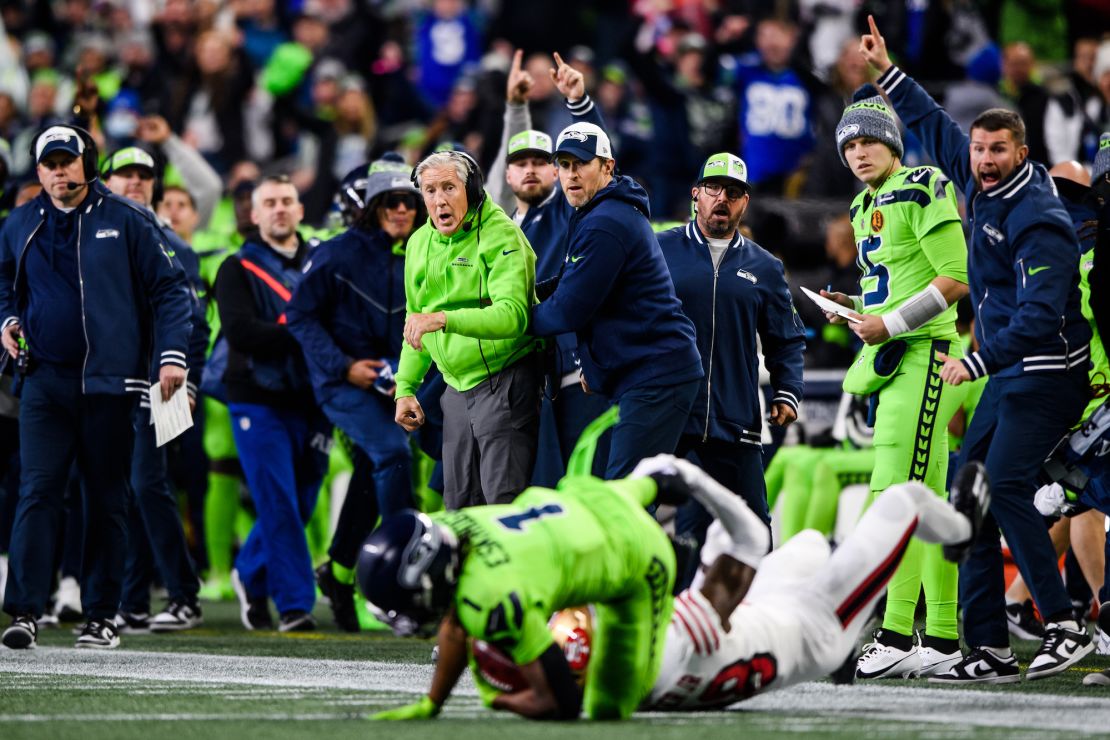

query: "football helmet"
xmin=357 ymin=511 xmax=459 ymax=630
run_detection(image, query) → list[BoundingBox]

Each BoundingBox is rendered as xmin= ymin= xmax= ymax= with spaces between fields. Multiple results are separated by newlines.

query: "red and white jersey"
xmin=644 ymin=535 xmax=850 ymax=711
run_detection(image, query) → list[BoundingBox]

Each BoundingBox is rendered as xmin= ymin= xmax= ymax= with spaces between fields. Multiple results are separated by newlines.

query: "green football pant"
xmin=203 ymin=398 xmax=242 ymax=579
xmin=808 ymin=448 xmax=876 ymax=536
xmin=868 ymin=338 xmax=968 ymax=639
xmin=576 ymin=477 xmax=676 ymax=720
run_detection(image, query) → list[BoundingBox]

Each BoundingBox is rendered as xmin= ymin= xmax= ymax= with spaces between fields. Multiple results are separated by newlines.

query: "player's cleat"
xmin=278 ymin=610 xmax=316 ymax=632
xmin=150 ymin=602 xmax=203 ymax=632
xmin=943 ymin=461 xmax=990 ymax=564
xmin=113 ymin=612 xmax=152 ymax=634
xmin=1006 ymin=599 xmax=1045 ymax=640
xmin=316 ymin=562 xmax=359 ymax=633
xmin=53 ymin=576 xmax=83 ymax=622
xmin=2 ymin=615 xmax=38 ymax=649
xmin=928 ymin=647 xmax=1021 ymax=684
xmin=232 ymin=569 xmax=273 ymax=631
xmin=1084 ymin=669 xmax=1110 ymax=686
xmin=915 ymin=646 xmax=964 ymax=677
xmin=1026 ymin=622 xmax=1094 ymax=679
xmin=856 ymin=631 xmax=921 ymax=679
xmin=829 ymin=650 xmax=856 ymax=685
xmin=35 ymin=613 xmax=59 ymax=629
xmin=75 ymin=618 xmax=120 ymax=649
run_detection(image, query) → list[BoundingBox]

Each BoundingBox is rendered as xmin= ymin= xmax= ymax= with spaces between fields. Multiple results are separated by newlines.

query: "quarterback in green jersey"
xmin=819 ymin=85 xmax=971 ymax=680
xmin=357 ymin=466 xmax=683 ymax=721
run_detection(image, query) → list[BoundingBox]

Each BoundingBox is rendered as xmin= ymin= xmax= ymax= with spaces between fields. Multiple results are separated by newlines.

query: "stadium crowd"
xmin=1 ymin=0 xmax=1110 ymax=715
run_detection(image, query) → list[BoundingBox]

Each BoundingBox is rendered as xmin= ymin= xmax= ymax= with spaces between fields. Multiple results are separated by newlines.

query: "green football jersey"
xmin=849 ymin=165 xmax=967 ymax=339
xmin=1079 ymin=247 xmax=1108 ymax=422
xmin=432 ymin=476 xmax=666 ymax=666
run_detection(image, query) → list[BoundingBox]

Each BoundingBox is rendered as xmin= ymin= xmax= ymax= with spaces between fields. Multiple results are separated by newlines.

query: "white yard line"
xmin=2 ymin=647 xmax=1109 ymax=732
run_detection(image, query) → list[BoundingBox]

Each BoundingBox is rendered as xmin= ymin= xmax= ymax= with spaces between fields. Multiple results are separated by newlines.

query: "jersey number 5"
xmin=700 ymin=653 xmax=778 ymax=705
xmin=856 ymin=235 xmax=890 ymax=307
xmin=497 ymin=503 xmax=565 ymax=531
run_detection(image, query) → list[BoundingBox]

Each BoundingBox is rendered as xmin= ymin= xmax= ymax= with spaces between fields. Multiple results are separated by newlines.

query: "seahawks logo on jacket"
xmin=736 ymin=269 xmax=758 ymax=283
xmin=981 ymin=224 xmax=1004 ymax=245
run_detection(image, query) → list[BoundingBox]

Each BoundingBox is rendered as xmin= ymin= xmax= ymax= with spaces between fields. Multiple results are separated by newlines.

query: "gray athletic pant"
xmin=440 ymin=356 xmax=541 ymax=509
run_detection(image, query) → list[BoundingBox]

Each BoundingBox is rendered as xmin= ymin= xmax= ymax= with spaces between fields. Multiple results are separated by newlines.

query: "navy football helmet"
xmin=357 ymin=511 xmax=459 ymax=631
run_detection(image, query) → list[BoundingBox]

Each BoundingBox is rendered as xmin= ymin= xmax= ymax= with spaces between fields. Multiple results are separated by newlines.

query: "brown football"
xmin=472 ymin=639 xmax=529 ymax=693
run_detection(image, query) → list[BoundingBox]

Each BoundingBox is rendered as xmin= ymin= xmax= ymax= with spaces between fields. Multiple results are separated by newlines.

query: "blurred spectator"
xmin=10 ymin=71 xmax=65 ymax=176
xmin=996 ymin=0 xmax=1068 ymax=64
xmin=1000 ymin=42 xmax=1050 ymax=164
xmin=796 ymin=215 xmax=861 ymax=369
xmin=136 ymin=113 xmax=224 ymax=228
xmin=730 ymin=18 xmax=821 ymax=196
xmin=945 ymin=44 xmax=1008 ymax=134
xmin=1046 ymin=37 xmax=1105 ymax=166
xmin=232 ymin=0 xmax=289 ymax=70
xmin=594 ymin=62 xmax=653 ymax=178
xmin=805 ymin=38 xmax=870 ymax=198
xmin=331 ymin=77 xmax=376 ymax=179
xmin=799 ymin=0 xmax=856 ymax=77
xmin=413 ymin=0 xmax=483 ymax=110
xmin=171 ymin=30 xmax=254 ymax=172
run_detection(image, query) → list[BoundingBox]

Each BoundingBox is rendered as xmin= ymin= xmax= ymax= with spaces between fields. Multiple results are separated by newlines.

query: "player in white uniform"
xmin=634 ymin=456 xmax=990 ymax=710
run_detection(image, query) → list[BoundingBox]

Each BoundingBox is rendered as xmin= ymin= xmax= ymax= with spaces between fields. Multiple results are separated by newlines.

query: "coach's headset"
xmin=27 ymin=124 xmax=100 ymax=191
xmin=410 ymin=149 xmax=540 ymax=392
xmin=409 ymin=149 xmax=486 ymax=228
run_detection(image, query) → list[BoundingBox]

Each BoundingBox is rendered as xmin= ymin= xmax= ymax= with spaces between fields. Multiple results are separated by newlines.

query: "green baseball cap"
xmin=506 ymin=130 xmax=553 ymax=163
xmin=696 ymin=152 xmax=750 ymax=190
xmin=102 ymin=146 xmax=156 ymax=177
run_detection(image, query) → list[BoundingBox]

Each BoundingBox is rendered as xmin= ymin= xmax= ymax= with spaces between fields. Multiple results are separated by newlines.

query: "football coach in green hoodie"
xmin=394 ymin=150 xmax=541 ymax=509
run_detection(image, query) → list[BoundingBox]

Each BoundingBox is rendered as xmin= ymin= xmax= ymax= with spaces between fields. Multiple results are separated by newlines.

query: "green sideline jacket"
xmin=395 ymin=197 xmax=537 ymax=396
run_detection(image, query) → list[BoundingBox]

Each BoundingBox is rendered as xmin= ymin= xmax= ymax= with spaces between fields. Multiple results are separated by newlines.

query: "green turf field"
xmin=2 ymin=600 xmax=1109 ymax=739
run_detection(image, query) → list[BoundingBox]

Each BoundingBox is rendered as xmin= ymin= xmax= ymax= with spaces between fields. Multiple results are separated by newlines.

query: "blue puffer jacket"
xmin=285 ymin=226 xmax=406 ymax=405
xmin=0 ymin=182 xmax=192 ymax=394
xmin=877 ymin=65 xmax=1090 ymax=380
xmin=530 ymin=175 xmax=703 ymax=398
xmin=659 ymin=221 xmax=805 ymax=445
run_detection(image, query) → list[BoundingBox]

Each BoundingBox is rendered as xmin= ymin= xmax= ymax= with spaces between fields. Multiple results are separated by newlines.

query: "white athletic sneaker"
xmin=53 ymin=576 xmax=82 ymax=621
xmin=75 ymin=618 xmax=120 ymax=649
xmin=149 ymin=602 xmax=203 ymax=633
xmin=1026 ymin=622 xmax=1094 ymax=679
xmin=1097 ymin=602 xmax=1110 ymax=657
xmin=916 ymin=646 xmax=964 ymax=677
xmin=856 ymin=633 xmax=921 ymax=679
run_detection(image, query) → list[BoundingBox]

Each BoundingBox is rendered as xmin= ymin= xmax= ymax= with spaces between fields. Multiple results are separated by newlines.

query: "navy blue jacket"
xmin=877 ymin=65 xmax=1091 ymax=380
xmin=215 ymin=238 xmax=315 ymax=410
xmin=515 ymin=100 xmax=606 ymax=378
xmin=659 ymin=221 xmax=805 ymax=445
xmin=285 ymin=226 xmax=406 ymax=405
xmin=158 ymin=224 xmax=208 ymax=400
xmin=0 ymin=182 xmax=192 ymax=395
xmin=530 ymin=176 xmax=703 ymax=398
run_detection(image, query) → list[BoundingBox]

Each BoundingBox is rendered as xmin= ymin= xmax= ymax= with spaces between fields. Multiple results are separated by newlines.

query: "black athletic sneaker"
xmin=231 ymin=569 xmax=273 ymax=631
xmin=943 ymin=461 xmax=991 ymax=564
xmin=75 ymin=618 xmax=120 ymax=649
xmin=928 ymin=647 xmax=1020 ymax=684
xmin=1006 ymin=599 xmax=1045 ymax=641
xmin=278 ymin=610 xmax=317 ymax=633
xmin=1 ymin=615 xmax=38 ymax=649
xmin=150 ymin=602 xmax=203 ymax=632
xmin=1026 ymin=622 xmax=1094 ymax=679
xmin=113 ymin=611 xmax=152 ymax=635
xmin=315 ymin=562 xmax=359 ymax=633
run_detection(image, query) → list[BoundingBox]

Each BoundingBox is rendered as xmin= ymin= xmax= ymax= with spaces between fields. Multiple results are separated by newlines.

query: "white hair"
xmin=413 ymin=151 xmax=471 ymax=188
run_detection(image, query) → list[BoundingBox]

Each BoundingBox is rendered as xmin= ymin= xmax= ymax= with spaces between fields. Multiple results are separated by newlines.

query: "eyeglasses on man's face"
xmin=700 ymin=182 xmax=747 ymax=201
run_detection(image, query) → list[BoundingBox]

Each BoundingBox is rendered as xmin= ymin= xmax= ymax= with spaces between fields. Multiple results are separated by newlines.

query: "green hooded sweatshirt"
xmin=396 ymin=196 xmax=537 ymax=397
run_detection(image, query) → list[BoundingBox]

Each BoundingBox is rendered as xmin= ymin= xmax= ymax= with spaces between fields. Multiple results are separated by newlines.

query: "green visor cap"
xmin=697 ymin=152 xmax=749 ymax=188
xmin=506 ymin=130 xmax=554 ymax=162
xmin=102 ymin=146 xmax=156 ymax=176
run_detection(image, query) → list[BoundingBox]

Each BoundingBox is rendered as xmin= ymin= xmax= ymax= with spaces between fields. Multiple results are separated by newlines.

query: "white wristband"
xmin=880 ymin=284 xmax=948 ymax=338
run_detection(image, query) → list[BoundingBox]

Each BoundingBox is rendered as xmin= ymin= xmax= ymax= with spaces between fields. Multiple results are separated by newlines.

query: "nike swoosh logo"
xmin=502 ymin=249 xmax=519 ymax=256
xmin=1028 ymin=265 xmax=1050 ymax=276
xmin=570 ymin=255 xmax=583 ymax=263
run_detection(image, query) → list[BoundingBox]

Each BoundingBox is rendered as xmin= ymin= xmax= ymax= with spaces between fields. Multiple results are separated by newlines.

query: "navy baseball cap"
xmin=554 ymin=122 xmax=613 ymax=162
xmin=34 ymin=125 xmax=85 ymax=163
